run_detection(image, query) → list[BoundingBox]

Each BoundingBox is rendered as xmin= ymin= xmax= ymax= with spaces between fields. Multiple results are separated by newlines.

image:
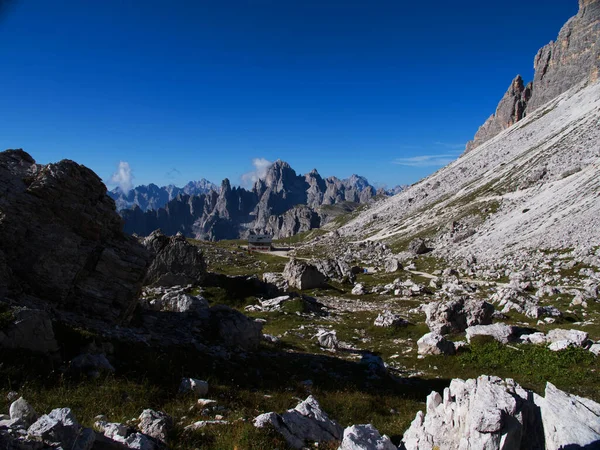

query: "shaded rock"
xmin=253 ymin=395 xmax=343 ymax=449
xmin=417 ymin=332 xmax=456 ymax=356
xmin=408 ymin=239 xmax=428 ymax=255
xmin=0 ymin=308 xmax=58 ymax=354
xmin=311 ymin=258 xmax=355 ymax=283
xmin=137 ymin=410 xmax=172 ymax=444
xmin=425 ymin=298 xmax=494 ymax=335
xmin=179 ymin=378 xmax=209 ymax=396
xmin=145 ymin=290 xmax=209 ymax=314
xmin=525 ymin=305 xmax=562 ymax=319
xmin=28 ymin=408 xmax=94 ymax=450
xmin=338 ymin=424 xmax=396 ymax=450
xmin=373 ymin=311 xmax=408 ymax=328
xmin=283 ymin=260 xmax=327 ymax=290
xmin=142 ymin=230 xmax=206 ymax=287
xmin=0 ymin=150 xmax=149 ymax=324
xmin=69 ymin=353 xmax=115 ymax=378
xmin=208 ymin=305 xmax=263 ymax=350
xmin=360 ymin=354 xmax=387 ymax=378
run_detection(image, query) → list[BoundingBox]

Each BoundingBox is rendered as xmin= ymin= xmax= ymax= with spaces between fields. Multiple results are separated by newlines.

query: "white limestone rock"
xmin=9 ymin=397 xmax=36 ymax=427
xmin=465 ymin=323 xmax=518 ymax=344
xmin=178 ymin=377 xmax=209 ymax=396
xmin=253 ymin=395 xmax=343 ymax=449
xmin=417 ymin=332 xmax=456 ymax=356
xmin=338 ymin=424 xmax=396 ymax=450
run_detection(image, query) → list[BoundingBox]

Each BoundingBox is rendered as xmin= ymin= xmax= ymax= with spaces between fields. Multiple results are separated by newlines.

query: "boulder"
xmin=425 ymin=298 xmax=494 ymax=335
xmin=546 ymin=328 xmax=589 ymax=350
xmin=534 ymin=382 xmax=600 ymax=449
xmin=465 ymin=323 xmax=519 ymax=344
xmin=137 ymin=409 xmax=172 ymax=444
xmin=311 ymin=258 xmax=355 ymax=283
xmin=408 ymin=239 xmax=429 ymax=255
xmin=373 ymin=311 xmax=408 ymax=328
xmin=352 ymin=284 xmax=366 ymax=296
xmin=95 ymin=420 xmax=155 ymax=450
xmin=208 ymin=305 xmax=263 ymax=350
xmin=142 ymin=230 xmax=206 ymax=287
xmin=9 ymin=398 xmax=36 ymax=427
xmin=0 ymin=150 xmax=149 ymax=324
xmin=146 ymin=290 xmax=209 ymax=314
xmin=384 ymin=258 xmax=402 ymax=273
xmin=179 ymin=378 xmax=209 ymax=396
xmin=315 ymin=329 xmax=338 ymax=350
xmin=283 ymin=260 xmax=327 ymax=290
xmin=417 ymin=332 xmax=456 ymax=356
xmin=28 ymin=408 xmax=95 ymax=450
xmin=338 ymin=424 xmax=396 ymax=450
xmin=0 ymin=308 xmax=59 ymax=354
xmin=402 ymin=376 xmax=544 ymax=450
xmin=68 ymin=353 xmax=115 ymax=378
xmin=253 ymin=396 xmax=343 ymax=449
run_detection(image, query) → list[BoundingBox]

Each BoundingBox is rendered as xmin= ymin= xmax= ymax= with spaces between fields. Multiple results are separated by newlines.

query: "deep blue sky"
xmin=0 ymin=0 xmax=578 ymax=190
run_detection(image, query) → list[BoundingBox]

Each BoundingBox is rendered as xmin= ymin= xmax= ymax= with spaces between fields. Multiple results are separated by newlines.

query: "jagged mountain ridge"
xmin=465 ymin=0 xmax=600 ymax=152
xmin=109 ymin=178 xmax=218 ymax=212
xmin=337 ymin=0 xmax=600 ymax=262
xmin=121 ymin=160 xmax=383 ymax=240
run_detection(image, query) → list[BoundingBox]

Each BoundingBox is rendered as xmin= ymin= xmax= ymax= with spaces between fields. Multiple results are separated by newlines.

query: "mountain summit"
xmin=465 ymin=0 xmax=599 ymax=152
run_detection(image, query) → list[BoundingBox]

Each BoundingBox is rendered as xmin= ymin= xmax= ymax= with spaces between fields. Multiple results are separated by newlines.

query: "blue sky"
xmin=0 ymin=0 xmax=578 ymax=190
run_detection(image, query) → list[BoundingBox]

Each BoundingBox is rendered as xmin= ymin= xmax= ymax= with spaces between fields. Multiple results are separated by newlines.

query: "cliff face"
xmin=465 ymin=0 xmax=599 ymax=153
xmin=121 ymin=160 xmax=377 ymax=240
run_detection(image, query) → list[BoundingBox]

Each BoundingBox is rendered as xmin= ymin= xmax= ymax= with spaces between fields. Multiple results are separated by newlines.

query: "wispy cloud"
xmin=393 ymin=153 xmax=459 ymax=167
xmin=110 ymin=161 xmax=134 ymax=193
xmin=434 ymin=141 xmax=466 ymax=150
xmin=241 ymin=158 xmax=273 ymax=187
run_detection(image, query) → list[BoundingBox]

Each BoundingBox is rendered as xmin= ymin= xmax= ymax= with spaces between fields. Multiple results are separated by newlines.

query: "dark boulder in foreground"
xmin=0 ymin=149 xmax=149 ymax=324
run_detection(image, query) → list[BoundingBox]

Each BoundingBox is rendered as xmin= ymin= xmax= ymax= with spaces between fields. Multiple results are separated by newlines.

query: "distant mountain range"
xmin=118 ymin=160 xmax=404 ymax=240
xmin=108 ymin=179 xmax=218 ymax=212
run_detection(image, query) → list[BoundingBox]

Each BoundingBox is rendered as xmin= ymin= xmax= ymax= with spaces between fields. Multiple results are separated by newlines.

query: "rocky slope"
xmin=109 ymin=178 xmax=218 ymax=212
xmin=465 ymin=0 xmax=599 ymax=152
xmin=336 ymin=1 xmax=600 ymax=265
xmin=121 ymin=160 xmax=379 ymax=240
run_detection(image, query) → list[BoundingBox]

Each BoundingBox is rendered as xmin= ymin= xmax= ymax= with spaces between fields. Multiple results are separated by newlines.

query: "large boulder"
xmin=425 ymin=298 xmax=494 ymax=335
xmin=310 ymin=258 xmax=355 ymax=283
xmin=253 ymin=396 xmax=343 ymax=449
xmin=402 ymin=376 xmax=542 ymax=450
xmin=535 ymin=382 xmax=600 ymax=449
xmin=28 ymin=408 xmax=95 ymax=450
xmin=0 ymin=150 xmax=149 ymax=324
xmin=283 ymin=260 xmax=327 ymax=290
xmin=402 ymin=376 xmax=600 ymax=450
xmin=141 ymin=230 xmax=206 ymax=287
xmin=209 ymin=305 xmax=263 ymax=351
xmin=137 ymin=409 xmax=172 ymax=444
xmin=417 ymin=332 xmax=456 ymax=356
xmin=465 ymin=323 xmax=520 ymax=344
xmin=338 ymin=424 xmax=396 ymax=450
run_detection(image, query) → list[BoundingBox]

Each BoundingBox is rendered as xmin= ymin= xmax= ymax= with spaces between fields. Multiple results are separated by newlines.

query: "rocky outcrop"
xmin=283 ymin=260 xmax=327 ymax=290
xmin=141 ymin=230 xmax=206 ymax=287
xmin=465 ymin=0 xmax=600 ymax=153
xmin=0 ymin=308 xmax=59 ymax=354
xmin=0 ymin=149 xmax=149 ymax=324
xmin=465 ymin=76 xmax=532 ymax=152
xmin=253 ymin=396 xmax=343 ymax=449
xmin=339 ymin=424 xmax=396 ymax=450
xmin=402 ymin=375 xmax=600 ymax=450
xmin=121 ymin=160 xmax=378 ymax=241
xmin=425 ymin=298 xmax=494 ymax=335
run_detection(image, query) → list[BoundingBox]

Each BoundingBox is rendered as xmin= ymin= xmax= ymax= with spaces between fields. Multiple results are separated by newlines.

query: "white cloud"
xmin=110 ymin=161 xmax=134 ymax=193
xmin=241 ymin=158 xmax=273 ymax=187
xmin=393 ymin=153 xmax=459 ymax=167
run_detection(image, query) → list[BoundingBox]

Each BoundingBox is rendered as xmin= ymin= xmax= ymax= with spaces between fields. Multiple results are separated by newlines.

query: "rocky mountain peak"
xmin=465 ymin=0 xmax=599 ymax=153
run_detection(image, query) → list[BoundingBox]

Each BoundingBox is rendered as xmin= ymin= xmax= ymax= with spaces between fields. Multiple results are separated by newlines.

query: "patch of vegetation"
xmin=0 ymin=303 xmax=15 ymax=329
